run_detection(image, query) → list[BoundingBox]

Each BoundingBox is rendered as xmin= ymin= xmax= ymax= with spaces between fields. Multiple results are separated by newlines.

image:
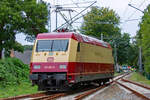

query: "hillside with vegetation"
xmin=0 ymin=58 xmax=37 ymax=98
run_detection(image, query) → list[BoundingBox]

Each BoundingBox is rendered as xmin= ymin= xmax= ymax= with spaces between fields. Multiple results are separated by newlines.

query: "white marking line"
xmin=117 ymin=84 xmax=132 ymax=93
xmin=83 ymin=85 xmax=110 ymax=100
xmin=19 ymin=98 xmax=33 ymax=100
xmin=57 ymin=91 xmax=87 ymax=100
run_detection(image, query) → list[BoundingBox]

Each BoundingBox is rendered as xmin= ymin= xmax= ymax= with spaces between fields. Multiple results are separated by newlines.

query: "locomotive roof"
xmin=37 ymin=32 xmax=111 ymax=49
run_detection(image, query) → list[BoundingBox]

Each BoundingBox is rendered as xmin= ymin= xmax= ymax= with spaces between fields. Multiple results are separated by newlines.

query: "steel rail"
xmin=121 ymin=78 xmax=150 ymax=90
xmin=30 ymin=93 xmax=66 ymax=100
xmin=1 ymin=92 xmax=66 ymax=100
xmin=43 ymin=93 xmax=66 ymax=100
xmin=74 ymin=85 xmax=106 ymax=100
xmin=0 ymin=92 xmax=48 ymax=100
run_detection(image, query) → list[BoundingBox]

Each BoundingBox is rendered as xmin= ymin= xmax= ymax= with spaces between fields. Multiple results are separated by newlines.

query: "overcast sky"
xmin=16 ymin=0 xmax=150 ymax=45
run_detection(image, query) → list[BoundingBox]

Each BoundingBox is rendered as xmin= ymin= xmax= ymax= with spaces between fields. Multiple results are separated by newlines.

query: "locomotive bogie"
xmin=30 ymin=72 xmax=69 ymax=91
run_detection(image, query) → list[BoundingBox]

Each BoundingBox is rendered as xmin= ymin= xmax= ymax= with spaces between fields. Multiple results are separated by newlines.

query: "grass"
xmin=0 ymin=81 xmax=38 ymax=98
xmin=129 ymin=72 xmax=150 ymax=86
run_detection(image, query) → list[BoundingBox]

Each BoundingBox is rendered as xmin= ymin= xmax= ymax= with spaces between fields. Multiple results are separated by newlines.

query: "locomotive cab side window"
xmin=36 ymin=39 xmax=69 ymax=52
xmin=77 ymin=42 xmax=80 ymax=52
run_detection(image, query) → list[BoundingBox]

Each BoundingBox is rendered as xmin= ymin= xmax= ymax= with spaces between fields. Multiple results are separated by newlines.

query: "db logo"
xmin=44 ymin=66 xmax=55 ymax=69
xmin=47 ymin=57 xmax=54 ymax=62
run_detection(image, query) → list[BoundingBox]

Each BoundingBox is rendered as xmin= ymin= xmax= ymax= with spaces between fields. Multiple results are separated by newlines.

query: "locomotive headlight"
xmin=59 ymin=65 xmax=67 ymax=69
xmin=33 ymin=65 xmax=41 ymax=69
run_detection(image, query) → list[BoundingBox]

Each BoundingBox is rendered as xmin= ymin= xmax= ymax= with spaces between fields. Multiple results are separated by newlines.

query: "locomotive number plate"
xmin=44 ymin=66 xmax=55 ymax=69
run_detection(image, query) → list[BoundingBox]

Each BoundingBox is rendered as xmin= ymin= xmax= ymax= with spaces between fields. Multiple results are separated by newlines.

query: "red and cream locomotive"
xmin=29 ymin=32 xmax=114 ymax=91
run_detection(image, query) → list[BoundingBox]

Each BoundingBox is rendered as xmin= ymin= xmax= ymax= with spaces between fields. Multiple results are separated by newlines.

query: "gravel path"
xmin=89 ymin=84 xmax=143 ymax=100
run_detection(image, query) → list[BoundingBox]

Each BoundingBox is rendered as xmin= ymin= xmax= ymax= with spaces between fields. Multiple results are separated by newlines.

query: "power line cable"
xmin=127 ymin=0 xmax=146 ymax=20
xmin=74 ymin=18 xmax=141 ymax=24
xmin=122 ymin=18 xmax=141 ymax=23
xmin=121 ymin=0 xmax=134 ymax=27
xmin=61 ymin=1 xmax=96 ymax=6
xmin=121 ymin=0 xmax=146 ymax=31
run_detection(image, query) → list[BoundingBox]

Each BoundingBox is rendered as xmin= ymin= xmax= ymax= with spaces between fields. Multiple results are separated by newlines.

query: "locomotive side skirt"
xmin=67 ymin=62 xmax=114 ymax=83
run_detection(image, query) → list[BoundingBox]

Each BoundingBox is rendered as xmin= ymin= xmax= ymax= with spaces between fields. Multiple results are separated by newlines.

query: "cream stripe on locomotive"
xmin=31 ymin=38 xmax=113 ymax=64
xmin=76 ymin=42 xmax=114 ymax=64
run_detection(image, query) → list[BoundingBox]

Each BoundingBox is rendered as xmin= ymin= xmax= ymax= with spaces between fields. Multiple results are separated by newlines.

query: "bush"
xmin=0 ymin=58 xmax=29 ymax=87
xmin=146 ymin=73 xmax=150 ymax=80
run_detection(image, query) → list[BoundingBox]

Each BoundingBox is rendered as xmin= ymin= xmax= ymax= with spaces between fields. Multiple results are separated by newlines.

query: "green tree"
xmin=128 ymin=43 xmax=139 ymax=67
xmin=80 ymin=7 xmax=121 ymax=37
xmin=116 ymin=33 xmax=131 ymax=65
xmin=0 ymin=0 xmax=48 ymax=59
xmin=108 ymin=33 xmax=133 ymax=65
xmin=138 ymin=5 xmax=150 ymax=74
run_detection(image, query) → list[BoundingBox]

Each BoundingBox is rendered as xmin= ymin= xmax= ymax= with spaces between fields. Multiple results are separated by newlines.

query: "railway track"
xmin=0 ymin=92 xmax=66 ymax=100
xmin=115 ymin=81 xmax=150 ymax=100
xmin=32 ymin=93 xmax=66 ymax=100
xmin=0 ymin=92 xmax=47 ymax=100
xmin=74 ymin=73 xmax=128 ymax=100
xmin=3 ymin=73 xmax=149 ymax=100
xmin=74 ymin=73 xmax=150 ymax=100
xmin=74 ymin=84 xmax=108 ymax=100
xmin=115 ymin=75 xmax=150 ymax=100
xmin=121 ymin=78 xmax=150 ymax=90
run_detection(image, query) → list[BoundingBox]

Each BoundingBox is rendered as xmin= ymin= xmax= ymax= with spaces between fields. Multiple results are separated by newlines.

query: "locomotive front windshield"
xmin=36 ymin=39 xmax=69 ymax=52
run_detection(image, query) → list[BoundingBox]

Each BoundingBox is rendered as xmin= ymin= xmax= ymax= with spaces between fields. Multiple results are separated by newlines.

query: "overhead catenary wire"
xmin=53 ymin=1 xmax=97 ymax=31
xmin=48 ymin=0 xmax=97 ymax=31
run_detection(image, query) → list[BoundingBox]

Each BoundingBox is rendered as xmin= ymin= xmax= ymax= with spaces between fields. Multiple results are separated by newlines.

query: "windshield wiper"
xmin=50 ymin=40 xmax=54 ymax=52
